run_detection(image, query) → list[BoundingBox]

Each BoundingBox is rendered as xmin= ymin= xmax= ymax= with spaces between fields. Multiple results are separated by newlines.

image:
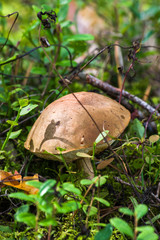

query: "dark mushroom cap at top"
xmin=24 ymin=92 xmax=131 ymax=162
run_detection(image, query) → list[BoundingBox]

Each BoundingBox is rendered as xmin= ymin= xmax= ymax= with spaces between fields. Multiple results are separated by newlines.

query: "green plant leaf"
xmin=119 ymin=207 xmax=134 ymax=216
xmin=80 ymin=179 xmax=93 ymax=185
xmin=9 ymin=192 xmax=36 ymax=202
xmin=94 ymin=224 xmax=113 ymax=240
xmin=136 ymin=226 xmax=154 ymax=233
xmin=39 ymin=217 xmax=57 ymax=227
xmin=41 ymin=4 xmax=53 ymax=12
xmin=39 ymin=179 xmax=56 ymax=197
xmin=137 ymin=231 xmax=159 ymax=240
xmin=110 ymin=217 xmax=134 ymax=238
xmin=130 ymin=119 xmax=145 ymax=139
xmin=14 ymin=204 xmax=29 ymax=221
xmin=0 ymin=54 xmax=18 ymax=65
xmin=145 ymin=156 xmax=154 ymax=164
xmin=26 ymin=180 xmax=42 ymax=189
xmin=62 ymin=182 xmax=81 ymax=195
xmin=16 ymin=212 xmax=36 ymax=228
xmin=92 ymin=176 xmax=106 ymax=187
xmin=94 ymin=197 xmax=110 ymax=207
xmin=38 ymin=200 xmax=53 ymax=214
xmin=83 ymin=205 xmax=98 ymax=216
xmin=135 ymin=204 xmax=148 ymax=220
xmin=19 ymin=98 xmax=29 ymax=108
xmin=8 ymin=129 xmax=22 ymax=139
xmin=20 ymin=103 xmax=38 ymax=116
xmin=130 ymin=197 xmax=138 ymax=208
xmin=67 ymin=34 xmax=94 ymax=42
xmin=140 ymin=6 xmax=160 ymax=20
xmin=32 ymin=5 xmax=41 ymax=13
xmin=55 ymin=201 xmax=81 ymax=214
xmin=62 ymin=201 xmax=81 ymax=213
xmin=6 ymin=120 xmax=18 ymax=126
xmin=9 ymin=87 xmax=24 ymax=96
xmin=94 ymin=130 xmax=109 ymax=144
xmin=58 ymin=4 xmax=69 ymax=22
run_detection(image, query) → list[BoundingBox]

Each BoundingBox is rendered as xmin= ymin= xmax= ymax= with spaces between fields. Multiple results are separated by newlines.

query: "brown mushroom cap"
xmin=24 ymin=92 xmax=130 ymax=162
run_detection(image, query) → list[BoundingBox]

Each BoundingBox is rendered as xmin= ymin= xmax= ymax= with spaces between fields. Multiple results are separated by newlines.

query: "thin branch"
xmin=0 ymin=44 xmax=73 ymax=67
xmin=78 ymin=73 xmax=160 ymax=117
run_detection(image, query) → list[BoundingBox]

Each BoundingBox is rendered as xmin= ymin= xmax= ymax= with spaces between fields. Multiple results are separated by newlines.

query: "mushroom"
xmin=24 ymin=92 xmax=131 ymax=179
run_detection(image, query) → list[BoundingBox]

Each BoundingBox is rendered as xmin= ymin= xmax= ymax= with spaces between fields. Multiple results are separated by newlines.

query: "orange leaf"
xmin=0 ymin=170 xmax=39 ymax=194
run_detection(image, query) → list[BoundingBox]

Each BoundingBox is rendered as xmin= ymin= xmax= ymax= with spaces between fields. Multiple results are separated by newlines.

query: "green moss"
xmin=110 ymin=228 xmax=126 ymax=240
xmin=0 ymin=227 xmax=47 ymax=240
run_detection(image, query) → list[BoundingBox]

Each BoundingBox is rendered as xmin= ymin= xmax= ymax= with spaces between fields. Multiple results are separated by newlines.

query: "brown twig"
xmin=78 ymin=73 xmax=160 ymax=117
xmin=22 ymin=62 xmax=34 ymax=86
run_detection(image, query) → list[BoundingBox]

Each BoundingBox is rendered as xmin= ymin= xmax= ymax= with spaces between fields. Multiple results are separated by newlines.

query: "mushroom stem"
xmin=76 ymin=158 xmax=94 ymax=180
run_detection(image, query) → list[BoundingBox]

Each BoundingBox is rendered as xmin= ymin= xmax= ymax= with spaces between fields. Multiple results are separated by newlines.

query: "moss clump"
xmin=110 ymin=228 xmax=126 ymax=240
xmin=0 ymin=227 xmax=48 ymax=240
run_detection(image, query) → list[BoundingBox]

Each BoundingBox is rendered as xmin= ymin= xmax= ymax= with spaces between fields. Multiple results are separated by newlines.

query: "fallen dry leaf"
xmin=97 ymin=158 xmax=114 ymax=170
xmin=0 ymin=170 xmax=39 ymax=194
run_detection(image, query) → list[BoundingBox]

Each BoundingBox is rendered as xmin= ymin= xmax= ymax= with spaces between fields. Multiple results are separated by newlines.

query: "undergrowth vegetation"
xmin=0 ymin=0 xmax=160 ymax=239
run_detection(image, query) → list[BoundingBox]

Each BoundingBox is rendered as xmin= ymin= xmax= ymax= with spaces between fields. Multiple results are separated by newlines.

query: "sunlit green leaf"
xmin=20 ymin=104 xmax=38 ymax=116
xmin=0 ymin=54 xmax=18 ymax=65
xmin=39 ymin=217 xmax=57 ymax=227
xmin=136 ymin=226 xmax=154 ymax=233
xmin=92 ymin=176 xmax=106 ymax=187
xmin=19 ymin=99 xmax=29 ymax=108
xmin=9 ymin=192 xmax=36 ymax=202
xmin=119 ymin=207 xmax=134 ymax=216
xmin=9 ymin=129 xmax=22 ymax=139
xmin=137 ymin=231 xmax=158 ymax=240
xmin=135 ymin=204 xmax=148 ymax=220
xmin=80 ymin=179 xmax=92 ymax=185
xmin=62 ymin=182 xmax=81 ymax=195
xmin=94 ymin=130 xmax=109 ymax=144
xmin=110 ymin=217 xmax=134 ymax=238
xmin=6 ymin=120 xmax=18 ymax=126
xmin=39 ymin=179 xmax=56 ymax=197
xmin=94 ymin=197 xmax=110 ymax=207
